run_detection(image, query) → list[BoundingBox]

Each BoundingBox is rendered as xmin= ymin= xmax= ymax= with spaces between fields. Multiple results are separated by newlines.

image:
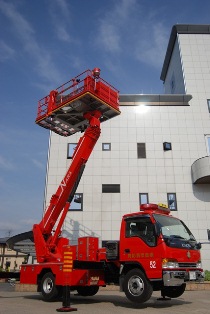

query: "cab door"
xmin=120 ymin=216 xmax=162 ymax=279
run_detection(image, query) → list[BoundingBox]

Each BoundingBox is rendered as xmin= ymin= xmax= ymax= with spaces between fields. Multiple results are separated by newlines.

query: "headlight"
xmin=162 ymin=258 xmax=179 ymax=268
xmin=196 ymin=261 xmax=202 ymax=269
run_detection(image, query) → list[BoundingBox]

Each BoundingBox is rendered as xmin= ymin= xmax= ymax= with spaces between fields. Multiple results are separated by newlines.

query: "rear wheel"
xmin=123 ymin=269 xmax=153 ymax=303
xmin=76 ymin=286 xmax=99 ymax=296
xmin=162 ymin=283 xmax=186 ymax=298
xmin=40 ymin=272 xmax=60 ymax=301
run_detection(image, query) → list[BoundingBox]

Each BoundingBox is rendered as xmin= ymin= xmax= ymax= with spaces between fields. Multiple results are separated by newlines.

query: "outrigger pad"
xmin=35 ymin=69 xmax=120 ymax=136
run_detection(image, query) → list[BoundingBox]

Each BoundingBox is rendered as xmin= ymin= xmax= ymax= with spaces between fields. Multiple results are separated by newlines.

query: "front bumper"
xmin=163 ymin=269 xmax=204 ymax=286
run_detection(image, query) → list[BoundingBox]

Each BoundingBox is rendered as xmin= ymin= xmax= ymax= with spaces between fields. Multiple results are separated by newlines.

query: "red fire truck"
xmin=8 ymin=69 xmax=203 ymax=304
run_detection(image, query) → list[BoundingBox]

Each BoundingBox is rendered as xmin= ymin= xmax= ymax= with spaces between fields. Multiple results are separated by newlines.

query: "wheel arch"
xmin=37 ymin=268 xmax=54 ymax=292
xmin=121 ymin=262 xmax=146 ymax=276
xmin=120 ymin=262 xmax=147 ymax=291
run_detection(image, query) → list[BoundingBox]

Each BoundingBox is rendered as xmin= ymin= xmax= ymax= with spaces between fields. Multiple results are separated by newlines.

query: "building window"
xmin=102 ymin=143 xmax=111 ymax=151
xmin=205 ymin=135 xmax=210 ymax=155
xmin=102 ymin=184 xmax=120 ymax=193
xmin=69 ymin=193 xmax=83 ymax=211
xmin=137 ymin=143 xmax=146 ymax=158
xmin=139 ymin=193 xmax=149 ymax=205
xmin=67 ymin=143 xmax=77 ymax=159
xmin=167 ymin=193 xmax=177 ymax=211
xmin=163 ymin=142 xmax=172 ymax=151
xmin=207 ymin=99 xmax=210 ymax=113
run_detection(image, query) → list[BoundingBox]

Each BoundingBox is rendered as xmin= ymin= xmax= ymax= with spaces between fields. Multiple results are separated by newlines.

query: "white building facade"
xmin=45 ymin=25 xmax=210 ymax=270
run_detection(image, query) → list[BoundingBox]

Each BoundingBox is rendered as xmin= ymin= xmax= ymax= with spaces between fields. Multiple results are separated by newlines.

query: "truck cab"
xmin=118 ymin=203 xmax=204 ymax=303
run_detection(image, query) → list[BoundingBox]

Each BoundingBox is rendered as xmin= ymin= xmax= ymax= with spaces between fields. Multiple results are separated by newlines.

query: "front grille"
xmin=178 ymin=262 xmax=197 ymax=268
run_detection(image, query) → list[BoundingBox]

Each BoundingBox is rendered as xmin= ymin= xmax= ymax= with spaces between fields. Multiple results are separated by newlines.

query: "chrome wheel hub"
xmin=128 ymin=275 xmax=144 ymax=296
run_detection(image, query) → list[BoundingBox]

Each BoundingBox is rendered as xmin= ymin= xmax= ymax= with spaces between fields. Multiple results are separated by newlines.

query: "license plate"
xmin=189 ymin=271 xmax=196 ymax=280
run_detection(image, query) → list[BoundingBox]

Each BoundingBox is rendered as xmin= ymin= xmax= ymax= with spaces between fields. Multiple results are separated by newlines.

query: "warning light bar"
xmin=140 ymin=203 xmax=170 ymax=215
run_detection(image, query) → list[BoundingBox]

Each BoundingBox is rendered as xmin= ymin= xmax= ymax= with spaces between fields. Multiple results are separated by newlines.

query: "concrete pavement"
xmin=0 ymin=282 xmax=210 ymax=314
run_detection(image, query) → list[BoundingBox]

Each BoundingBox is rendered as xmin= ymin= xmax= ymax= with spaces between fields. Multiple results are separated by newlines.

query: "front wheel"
xmin=123 ymin=269 xmax=153 ymax=303
xmin=77 ymin=286 xmax=99 ymax=296
xmin=162 ymin=283 xmax=186 ymax=298
xmin=40 ymin=272 xmax=60 ymax=301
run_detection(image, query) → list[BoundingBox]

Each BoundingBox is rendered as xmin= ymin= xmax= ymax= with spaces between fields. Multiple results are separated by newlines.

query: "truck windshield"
xmin=153 ymin=214 xmax=197 ymax=249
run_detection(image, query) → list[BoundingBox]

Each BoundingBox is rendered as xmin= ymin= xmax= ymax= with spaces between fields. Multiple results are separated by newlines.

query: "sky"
xmin=0 ymin=0 xmax=210 ymax=238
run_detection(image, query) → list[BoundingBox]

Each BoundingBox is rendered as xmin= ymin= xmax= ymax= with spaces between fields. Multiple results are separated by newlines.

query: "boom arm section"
xmin=6 ymin=68 xmax=120 ymax=260
xmin=33 ymin=110 xmax=102 ymax=263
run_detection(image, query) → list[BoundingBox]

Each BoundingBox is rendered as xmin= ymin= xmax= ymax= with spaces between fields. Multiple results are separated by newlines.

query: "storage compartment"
xmin=77 ymin=237 xmax=99 ymax=261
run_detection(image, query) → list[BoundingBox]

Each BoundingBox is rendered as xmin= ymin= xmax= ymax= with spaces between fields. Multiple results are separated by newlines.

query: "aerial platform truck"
xmin=8 ymin=68 xmax=204 ymax=305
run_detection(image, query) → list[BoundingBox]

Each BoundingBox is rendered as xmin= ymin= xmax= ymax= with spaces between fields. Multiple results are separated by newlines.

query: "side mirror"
xmin=196 ymin=242 xmax=202 ymax=250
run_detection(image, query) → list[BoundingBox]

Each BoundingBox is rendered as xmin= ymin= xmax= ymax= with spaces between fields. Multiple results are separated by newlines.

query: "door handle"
xmin=124 ymin=248 xmax=130 ymax=253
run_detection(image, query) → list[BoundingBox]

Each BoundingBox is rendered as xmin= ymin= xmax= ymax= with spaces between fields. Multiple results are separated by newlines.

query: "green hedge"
xmin=205 ymin=270 xmax=210 ymax=281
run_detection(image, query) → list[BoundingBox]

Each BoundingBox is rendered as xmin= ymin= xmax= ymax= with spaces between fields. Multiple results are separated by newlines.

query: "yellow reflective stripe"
xmin=63 ymin=258 xmax=73 ymax=263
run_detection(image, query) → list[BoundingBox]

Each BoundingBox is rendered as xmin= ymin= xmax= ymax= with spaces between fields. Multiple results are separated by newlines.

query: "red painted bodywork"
xmin=20 ymin=69 xmax=202 ymax=291
xmin=119 ymin=205 xmax=202 ymax=280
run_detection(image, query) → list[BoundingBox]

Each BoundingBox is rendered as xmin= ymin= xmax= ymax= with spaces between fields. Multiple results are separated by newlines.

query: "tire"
xmin=123 ymin=269 xmax=153 ymax=303
xmin=77 ymin=286 xmax=99 ymax=296
xmin=162 ymin=283 xmax=186 ymax=298
xmin=40 ymin=272 xmax=60 ymax=301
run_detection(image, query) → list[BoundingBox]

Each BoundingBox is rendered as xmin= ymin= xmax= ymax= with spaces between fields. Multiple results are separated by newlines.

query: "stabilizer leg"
xmin=56 ymin=286 xmax=77 ymax=312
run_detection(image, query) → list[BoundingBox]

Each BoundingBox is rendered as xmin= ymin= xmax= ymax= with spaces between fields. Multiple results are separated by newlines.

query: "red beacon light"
xmin=140 ymin=203 xmax=170 ymax=215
